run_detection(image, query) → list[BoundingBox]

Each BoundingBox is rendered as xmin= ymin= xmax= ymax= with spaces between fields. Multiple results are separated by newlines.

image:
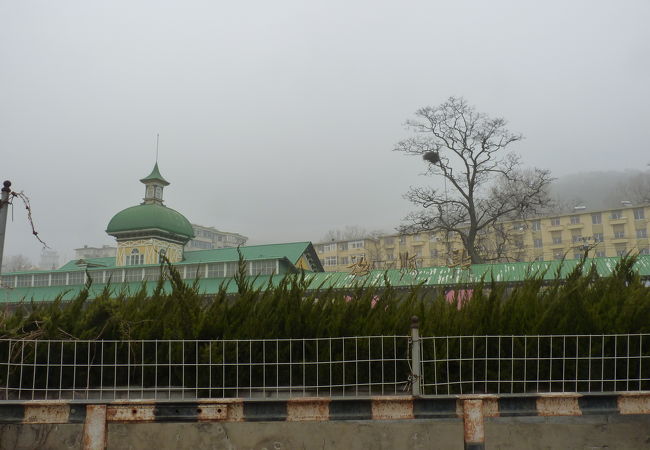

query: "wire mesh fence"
xmin=419 ymin=334 xmax=650 ymax=395
xmin=0 ymin=337 xmax=411 ymax=400
xmin=0 ymin=333 xmax=648 ymax=400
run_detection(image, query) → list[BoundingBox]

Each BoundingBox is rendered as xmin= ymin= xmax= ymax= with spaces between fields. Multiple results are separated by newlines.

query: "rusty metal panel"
xmin=225 ymin=400 xmax=245 ymax=422
xmin=286 ymin=398 xmax=330 ymax=421
xmin=197 ymin=404 xmax=228 ymax=421
xmin=618 ymin=393 xmax=650 ymax=415
xmin=371 ymin=397 xmax=414 ymax=420
xmin=536 ymin=395 xmax=581 ymax=416
xmin=463 ymin=399 xmax=484 ymax=446
xmin=482 ymin=398 xmax=499 ymax=417
xmin=83 ymin=405 xmax=107 ymax=450
xmin=23 ymin=404 xmax=70 ymax=424
xmin=106 ymin=405 xmax=155 ymax=423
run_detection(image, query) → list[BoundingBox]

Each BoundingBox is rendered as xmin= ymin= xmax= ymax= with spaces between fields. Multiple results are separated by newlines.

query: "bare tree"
xmin=618 ymin=171 xmax=650 ymax=204
xmin=395 ymin=97 xmax=553 ymax=264
xmin=321 ymin=226 xmax=384 ymax=242
xmin=3 ymin=254 xmax=33 ymax=272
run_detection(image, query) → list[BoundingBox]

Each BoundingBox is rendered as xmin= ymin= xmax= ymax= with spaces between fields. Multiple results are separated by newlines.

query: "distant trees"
xmin=618 ymin=171 xmax=650 ymax=204
xmin=321 ymin=226 xmax=384 ymax=242
xmin=395 ymin=97 xmax=553 ymax=264
xmin=2 ymin=254 xmax=33 ymax=272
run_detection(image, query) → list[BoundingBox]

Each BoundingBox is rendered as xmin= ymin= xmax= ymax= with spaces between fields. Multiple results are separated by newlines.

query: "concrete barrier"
xmin=0 ymin=393 xmax=648 ymax=449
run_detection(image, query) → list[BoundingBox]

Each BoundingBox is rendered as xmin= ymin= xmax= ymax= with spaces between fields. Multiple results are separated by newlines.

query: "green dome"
xmin=106 ymin=204 xmax=194 ymax=239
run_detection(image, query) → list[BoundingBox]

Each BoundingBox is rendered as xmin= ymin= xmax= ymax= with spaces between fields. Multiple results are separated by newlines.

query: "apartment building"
xmin=315 ymin=204 xmax=650 ymax=271
xmin=185 ymin=224 xmax=248 ymax=251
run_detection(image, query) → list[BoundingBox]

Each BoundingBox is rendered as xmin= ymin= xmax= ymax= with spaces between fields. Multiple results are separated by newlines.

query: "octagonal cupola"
xmin=106 ymin=163 xmax=194 ymax=266
xmin=140 ymin=162 xmax=169 ymax=205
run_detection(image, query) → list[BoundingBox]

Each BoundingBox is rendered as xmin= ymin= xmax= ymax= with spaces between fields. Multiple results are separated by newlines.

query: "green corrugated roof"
xmin=139 ymin=163 xmax=169 ymax=185
xmin=2 ymin=255 xmax=649 ymax=304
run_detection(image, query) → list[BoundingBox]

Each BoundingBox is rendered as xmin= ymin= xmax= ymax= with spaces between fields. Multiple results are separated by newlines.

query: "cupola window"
xmin=126 ymin=248 xmax=144 ymax=266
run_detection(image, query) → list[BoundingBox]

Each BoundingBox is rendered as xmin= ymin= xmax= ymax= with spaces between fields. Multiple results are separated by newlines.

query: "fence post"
xmin=410 ymin=315 xmax=421 ymax=396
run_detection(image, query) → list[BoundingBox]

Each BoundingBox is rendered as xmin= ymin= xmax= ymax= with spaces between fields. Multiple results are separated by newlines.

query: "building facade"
xmin=315 ymin=204 xmax=650 ymax=271
xmin=185 ymin=225 xmax=248 ymax=251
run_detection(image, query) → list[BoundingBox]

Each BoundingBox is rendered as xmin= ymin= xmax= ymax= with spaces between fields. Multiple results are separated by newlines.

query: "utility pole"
xmin=0 ymin=181 xmax=11 ymax=274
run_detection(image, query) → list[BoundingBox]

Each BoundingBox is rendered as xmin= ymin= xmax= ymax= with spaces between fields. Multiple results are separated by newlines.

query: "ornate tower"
xmin=106 ymin=164 xmax=194 ymax=266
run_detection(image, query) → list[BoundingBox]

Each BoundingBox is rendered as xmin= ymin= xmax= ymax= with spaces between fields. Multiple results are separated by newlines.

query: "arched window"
xmin=126 ymin=248 xmax=144 ymax=266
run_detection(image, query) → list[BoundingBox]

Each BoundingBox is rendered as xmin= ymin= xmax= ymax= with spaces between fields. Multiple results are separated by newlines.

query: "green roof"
xmin=106 ymin=204 xmax=194 ymax=238
xmin=2 ymin=255 xmax=649 ymax=304
xmin=139 ymin=163 xmax=169 ymax=186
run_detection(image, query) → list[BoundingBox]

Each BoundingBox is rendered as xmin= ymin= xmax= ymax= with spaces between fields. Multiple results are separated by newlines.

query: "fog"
xmin=1 ymin=0 xmax=649 ymax=265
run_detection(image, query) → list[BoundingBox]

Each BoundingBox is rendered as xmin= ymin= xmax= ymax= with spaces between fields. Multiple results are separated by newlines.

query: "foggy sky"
xmin=2 ymin=0 xmax=649 ymax=265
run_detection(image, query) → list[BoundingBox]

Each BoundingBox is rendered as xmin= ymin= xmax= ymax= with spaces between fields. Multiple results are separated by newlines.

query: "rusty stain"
xmin=371 ymin=397 xmax=414 ymax=420
xmin=537 ymin=396 xmax=581 ymax=416
xmin=618 ymin=394 xmax=650 ymax=415
xmin=482 ymin=398 xmax=499 ymax=417
xmin=106 ymin=405 xmax=155 ymax=423
xmin=463 ymin=399 xmax=484 ymax=445
xmin=23 ymin=404 xmax=70 ymax=424
xmin=83 ymin=405 xmax=107 ymax=450
xmin=197 ymin=404 xmax=228 ymax=421
xmin=226 ymin=400 xmax=245 ymax=422
xmin=287 ymin=398 xmax=330 ymax=422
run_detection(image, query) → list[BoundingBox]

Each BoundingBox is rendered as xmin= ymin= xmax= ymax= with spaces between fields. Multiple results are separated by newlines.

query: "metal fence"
xmin=0 ymin=330 xmax=648 ymax=400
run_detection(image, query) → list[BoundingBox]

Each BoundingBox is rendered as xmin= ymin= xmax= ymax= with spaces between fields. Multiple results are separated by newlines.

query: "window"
xmin=639 ymin=248 xmax=649 ymax=255
xmin=533 ymin=238 xmax=543 ymax=248
xmin=251 ymin=260 xmax=276 ymax=275
xmin=596 ymin=250 xmax=606 ymax=258
xmin=572 ymin=234 xmax=583 ymax=243
xmin=570 ymin=215 xmax=580 ymax=225
xmin=68 ymin=272 xmax=84 ymax=285
xmin=183 ymin=265 xmax=204 ymax=279
xmin=384 ymin=237 xmax=394 ymax=245
xmin=591 ymin=213 xmax=602 ymax=225
xmin=324 ymin=256 xmax=337 ymax=266
xmin=550 ymin=218 xmax=561 ymax=226
xmin=551 ymin=232 xmax=562 ymax=244
xmin=104 ymin=270 xmax=123 ymax=283
xmin=125 ymin=268 xmax=143 ymax=282
xmin=338 ymin=242 xmax=348 ymax=251
xmin=351 ymin=254 xmax=365 ymax=263
xmin=413 ymin=234 xmax=423 ymax=241
xmin=573 ymin=253 xmax=583 ymax=259
xmin=126 ymin=249 xmax=144 ymax=266
xmin=414 ymin=247 xmax=423 ymax=257
xmin=207 ymin=263 xmax=225 ymax=278
xmin=322 ymin=243 xmax=337 ymax=252
xmin=637 ymin=228 xmax=648 ymax=238
xmin=1 ymin=276 xmax=15 ymax=288
xmin=33 ymin=274 xmax=49 ymax=286
xmin=429 ymin=249 xmax=438 ymax=258
xmin=144 ymin=267 xmax=162 ymax=281
xmin=613 ymin=225 xmax=626 ymax=239
xmin=531 ymin=220 xmax=541 ymax=231
xmin=611 ymin=210 xmax=623 ymax=220
xmin=399 ymin=236 xmax=406 ymax=245
xmin=225 ymin=262 xmax=240 ymax=277
xmin=533 ymin=255 xmax=544 ymax=262
xmin=349 ymin=240 xmax=364 ymax=249
xmin=553 ymin=251 xmax=564 ymax=260
xmin=634 ymin=208 xmax=646 ymax=220
xmin=616 ymin=247 xmax=627 ymax=257
xmin=429 ymin=233 xmax=438 ymax=241
xmin=512 ymin=222 xmax=525 ymax=231
xmin=593 ymin=233 xmax=604 ymax=242
xmin=16 ymin=275 xmax=32 ymax=287
xmin=386 ymin=252 xmax=394 ymax=261
xmin=158 ymin=249 xmax=167 ymax=264
xmin=339 ymin=256 xmax=349 ymax=265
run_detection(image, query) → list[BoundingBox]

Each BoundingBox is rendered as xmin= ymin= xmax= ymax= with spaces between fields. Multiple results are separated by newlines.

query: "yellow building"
xmin=315 ymin=204 xmax=650 ymax=272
